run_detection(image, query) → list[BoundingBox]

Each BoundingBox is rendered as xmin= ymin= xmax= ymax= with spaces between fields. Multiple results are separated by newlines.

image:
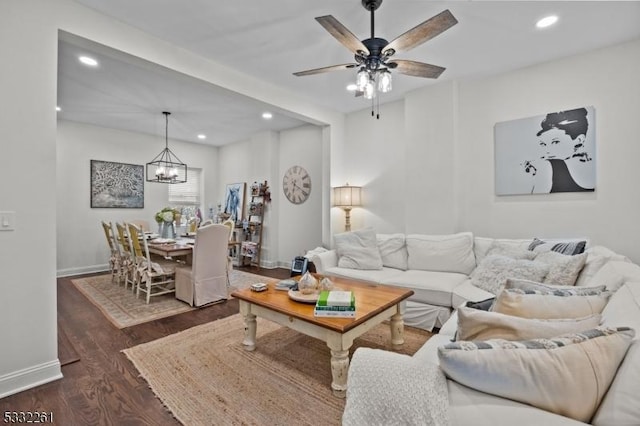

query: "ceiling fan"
xmin=293 ymin=0 xmax=458 ymax=105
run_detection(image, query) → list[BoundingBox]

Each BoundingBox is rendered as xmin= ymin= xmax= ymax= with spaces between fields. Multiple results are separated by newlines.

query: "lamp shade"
xmin=333 ymin=184 xmax=362 ymax=208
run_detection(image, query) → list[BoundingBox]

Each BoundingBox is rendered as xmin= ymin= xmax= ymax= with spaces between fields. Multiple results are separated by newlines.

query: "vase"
xmin=160 ymin=221 xmax=175 ymax=239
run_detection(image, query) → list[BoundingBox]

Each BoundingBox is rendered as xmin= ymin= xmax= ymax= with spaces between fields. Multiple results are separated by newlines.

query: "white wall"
xmin=457 ymin=38 xmax=640 ymax=261
xmin=278 ymin=125 xmax=323 ymax=264
xmin=218 ymin=125 xmax=324 ymax=268
xmin=56 ymin=120 xmax=219 ymax=276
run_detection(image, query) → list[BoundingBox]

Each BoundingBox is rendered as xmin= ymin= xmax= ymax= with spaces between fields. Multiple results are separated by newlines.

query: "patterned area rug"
xmin=123 ymin=313 xmax=431 ymax=425
xmin=71 ymin=270 xmax=267 ymax=329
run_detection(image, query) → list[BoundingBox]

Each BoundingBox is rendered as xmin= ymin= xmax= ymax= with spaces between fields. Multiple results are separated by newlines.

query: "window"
xmin=168 ymin=167 xmax=202 ymax=221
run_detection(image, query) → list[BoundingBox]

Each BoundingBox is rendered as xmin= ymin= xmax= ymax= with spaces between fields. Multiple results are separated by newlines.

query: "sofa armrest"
xmin=343 ymin=348 xmax=449 ymax=426
xmin=309 ymin=250 xmax=338 ymax=273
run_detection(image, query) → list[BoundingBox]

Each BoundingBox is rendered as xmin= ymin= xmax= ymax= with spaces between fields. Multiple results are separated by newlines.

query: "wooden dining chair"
xmin=126 ymin=223 xmax=148 ymax=293
xmin=115 ymin=222 xmax=135 ymax=287
xmin=138 ymin=228 xmax=177 ymax=304
xmin=101 ymin=221 xmax=120 ymax=283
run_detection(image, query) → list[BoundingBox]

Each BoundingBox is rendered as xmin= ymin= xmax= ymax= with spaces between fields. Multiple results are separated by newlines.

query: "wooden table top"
xmin=231 ymin=276 xmax=414 ymax=333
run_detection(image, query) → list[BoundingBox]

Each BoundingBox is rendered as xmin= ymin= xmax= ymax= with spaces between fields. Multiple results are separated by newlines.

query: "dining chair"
xmin=175 ymin=224 xmax=229 ymax=307
xmin=115 ymin=222 xmax=135 ymax=286
xmin=126 ymin=222 xmax=148 ymax=293
xmin=138 ymin=228 xmax=177 ymax=304
xmin=101 ymin=221 xmax=120 ymax=283
xmin=130 ymin=219 xmax=151 ymax=233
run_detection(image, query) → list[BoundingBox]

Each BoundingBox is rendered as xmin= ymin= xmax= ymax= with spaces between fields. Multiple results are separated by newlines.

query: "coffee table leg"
xmin=390 ymin=306 xmax=405 ymax=346
xmin=327 ymin=335 xmax=352 ymax=398
xmin=239 ymin=301 xmax=256 ymax=351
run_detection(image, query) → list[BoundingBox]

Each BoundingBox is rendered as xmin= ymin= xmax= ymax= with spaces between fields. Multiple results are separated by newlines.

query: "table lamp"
xmin=333 ymin=184 xmax=362 ymax=232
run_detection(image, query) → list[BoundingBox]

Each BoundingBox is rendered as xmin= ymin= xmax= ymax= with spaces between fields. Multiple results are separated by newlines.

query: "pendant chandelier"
xmin=146 ymin=111 xmax=187 ymax=184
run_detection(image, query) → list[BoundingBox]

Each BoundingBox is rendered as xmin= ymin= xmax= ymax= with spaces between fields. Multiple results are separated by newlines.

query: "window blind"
xmin=168 ymin=167 xmax=201 ymax=205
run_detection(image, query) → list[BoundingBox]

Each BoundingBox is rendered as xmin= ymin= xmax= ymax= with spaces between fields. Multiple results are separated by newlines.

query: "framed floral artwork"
xmin=90 ymin=160 xmax=144 ymax=208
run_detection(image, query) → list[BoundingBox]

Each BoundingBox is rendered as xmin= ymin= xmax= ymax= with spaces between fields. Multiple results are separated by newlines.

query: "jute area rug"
xmin=71 ymin=270 xmax=267 ymax=329
xmin=123 ymin=313 xmax=432 ymax=425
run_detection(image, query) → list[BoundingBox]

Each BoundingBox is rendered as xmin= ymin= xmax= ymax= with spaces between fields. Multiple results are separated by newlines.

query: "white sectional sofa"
xmin=319 ymin=229 xmax=640 ymax=425
xmin=311 ymin=229 xmax=626 ymax=331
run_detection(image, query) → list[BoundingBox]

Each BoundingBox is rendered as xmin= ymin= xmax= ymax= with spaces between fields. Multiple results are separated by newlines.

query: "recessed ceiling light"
xmin=536 ymin=15 xmax=558 ymax=29
xmin=56 ymin=106 xmax=61 ymax=112
xmin=346 ymin=84 xmax=358 ymax=91
xmin=197 ymin=134 xmax=206 ymax=140
xmin=79 ymin=56 xmax=98 ymax=66
xmin=262 ymin=112 xmax=273 ymax=120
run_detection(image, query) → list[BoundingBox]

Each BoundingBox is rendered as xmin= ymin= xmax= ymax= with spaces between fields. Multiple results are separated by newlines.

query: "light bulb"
xmin=356 ymin=69 xmax=368 ymax=91
xmin=156 ymin=166 xmax=165 ymax=177
xmin=363 ymin=80 xmax=375 ymax=99
xmin=169 ymin=168 xmax=178 ymax=178
xmin=378 ymin=70 xmax=392 ymax=93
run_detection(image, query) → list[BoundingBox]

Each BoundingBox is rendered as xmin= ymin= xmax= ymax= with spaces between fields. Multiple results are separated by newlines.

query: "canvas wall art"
xmin=224 ymin=182 xmax=246 ymax=223
xmin=91 ymin=160 xmax=144 ymax=208
xmin=494 ymin=106 xmax=596 ymax=195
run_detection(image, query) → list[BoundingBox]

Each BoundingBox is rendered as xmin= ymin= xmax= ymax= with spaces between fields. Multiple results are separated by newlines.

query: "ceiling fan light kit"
xmin=294 ymin=0 xmax=457 ymax=118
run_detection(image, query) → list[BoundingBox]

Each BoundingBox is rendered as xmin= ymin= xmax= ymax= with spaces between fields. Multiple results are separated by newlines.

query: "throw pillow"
xmin=528 ymin=237 xmax=587 ymax=255
xmin=334 ymin=228 xmax=383 ymax=270
xmin=485 ymin=241 xmax=537 ymax=260
xmin=492 ymin=287 xmax=611 ymax=319
xmin=376 ymin=233 xmax=408 ymax=270
xmin=438 ymin=327 xmax=635 ymax=423
xmin=406 ymin=232 xmax=476 ymax=274
xmin=534 ymin=251 xmax=587 ymax=286
xmin=455 ymin=306 xmax=602 ymax=341
xmin=504 ymin=277 xmax=606 ymax=295
xmin=470 ymin=255 xmax=549 ymax=295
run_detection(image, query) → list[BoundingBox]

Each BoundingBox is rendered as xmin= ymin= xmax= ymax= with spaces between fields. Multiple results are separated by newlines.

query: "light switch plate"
xmin=0 ymin=211 xmax=15 ymax=231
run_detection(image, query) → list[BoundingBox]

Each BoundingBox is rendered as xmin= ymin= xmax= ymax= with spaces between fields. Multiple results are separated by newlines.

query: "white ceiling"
xmin=59 ymin=1 xmax=640 ymax=146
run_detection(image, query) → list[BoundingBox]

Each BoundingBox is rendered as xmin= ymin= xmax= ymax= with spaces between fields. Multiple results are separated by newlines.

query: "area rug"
xmin=72 ymin=270 xmax=267 ymax=329
xmin=123 ymin=313 xmax=432 ymax=425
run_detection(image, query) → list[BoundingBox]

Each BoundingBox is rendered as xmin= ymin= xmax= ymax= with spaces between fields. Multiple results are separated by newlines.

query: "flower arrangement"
xmin=155 ymin=207 xmax=180 ymax=223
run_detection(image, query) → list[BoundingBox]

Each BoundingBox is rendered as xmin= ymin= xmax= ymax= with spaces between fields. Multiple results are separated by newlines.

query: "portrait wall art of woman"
xmin=494 ymin=106 xmax=596 ymax=195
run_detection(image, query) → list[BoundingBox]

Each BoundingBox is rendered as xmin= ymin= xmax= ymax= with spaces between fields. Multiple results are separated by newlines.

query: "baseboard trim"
xmin=57 ymin=264 xmax=109 ymax=278
xmin=0 ymin=360 xmax=63 ymax=399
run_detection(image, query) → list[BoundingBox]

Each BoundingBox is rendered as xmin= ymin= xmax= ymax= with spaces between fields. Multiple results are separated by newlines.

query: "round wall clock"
xmin=283 ymin=165 xmax=311 ymax=204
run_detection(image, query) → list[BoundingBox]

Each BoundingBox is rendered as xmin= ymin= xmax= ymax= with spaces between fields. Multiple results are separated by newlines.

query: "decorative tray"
xmin=288 ymin=290 xmax=320 ymax=304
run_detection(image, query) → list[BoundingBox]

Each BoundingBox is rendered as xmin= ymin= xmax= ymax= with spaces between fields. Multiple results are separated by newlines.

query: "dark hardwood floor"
xmin=0 ymin=266 xmax=290 ymax=425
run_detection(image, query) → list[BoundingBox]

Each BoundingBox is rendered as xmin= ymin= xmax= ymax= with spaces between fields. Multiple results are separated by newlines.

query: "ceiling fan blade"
xmin=383 ymin=9 xmax=458 ymax=55
xmin=389 ymin=59 xmax=446 ymax=78
xmin=315 ymin=15 xmax=370 ymax=55
xmin=293 ymin=63 xmax=358 ymax=77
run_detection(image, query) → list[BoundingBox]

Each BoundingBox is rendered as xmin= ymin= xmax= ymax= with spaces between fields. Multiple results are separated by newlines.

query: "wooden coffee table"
xmin=231 ymin=277 xmax=414 ymax=397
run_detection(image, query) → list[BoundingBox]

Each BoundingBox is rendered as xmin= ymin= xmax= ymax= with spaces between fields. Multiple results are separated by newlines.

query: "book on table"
xmin=314 ymin=290 xmax=355 ymax=318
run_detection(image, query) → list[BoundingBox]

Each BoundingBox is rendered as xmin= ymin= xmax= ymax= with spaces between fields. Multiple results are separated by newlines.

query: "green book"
xmin=316 ymin=290 xmax=355 ymax=307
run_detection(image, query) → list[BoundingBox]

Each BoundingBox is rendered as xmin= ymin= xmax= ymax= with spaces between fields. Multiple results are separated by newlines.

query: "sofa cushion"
xmin=334 ymin=228 xmax=383 ymax=270
xmin=380 ymin=270 xmax=468 ymax=307
xmin=592 ymin=282 xmax=640 ymax=426
xmin=438 ymin=327 xmax=635 ymax=423
xmin=486 ymin=242 xmax=537 ymax=260
xmin=492 ymin=287 xmax=611 ymax=319
xmin=473 ymin=237 xmax=531 ymax=265
xmin=406 ymin=232 xmax=476 ymax=274
xmin=587 ymin=260 xmax=640 ymax=292
xmin=528 ymin=237 xmax=587 ymax=255
xmin=456 ymin=306 xmax=601 ymax=341
xmin=447 ymin=380 xmax=589 ymax=426
xmin=575 ymin=246 xmax=631 ymax=287
xmin=376 ymin=233 xmax=408 ymax=270
xmin=534 ymin=251 xmax=587 ymax=286
xmin=322 ymin=266 xmax=404 ymax=285
xmin=470 ymin=255 xmax=549 ymax=295
xmin=451 ymin=279 xmax=495 ymax=307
